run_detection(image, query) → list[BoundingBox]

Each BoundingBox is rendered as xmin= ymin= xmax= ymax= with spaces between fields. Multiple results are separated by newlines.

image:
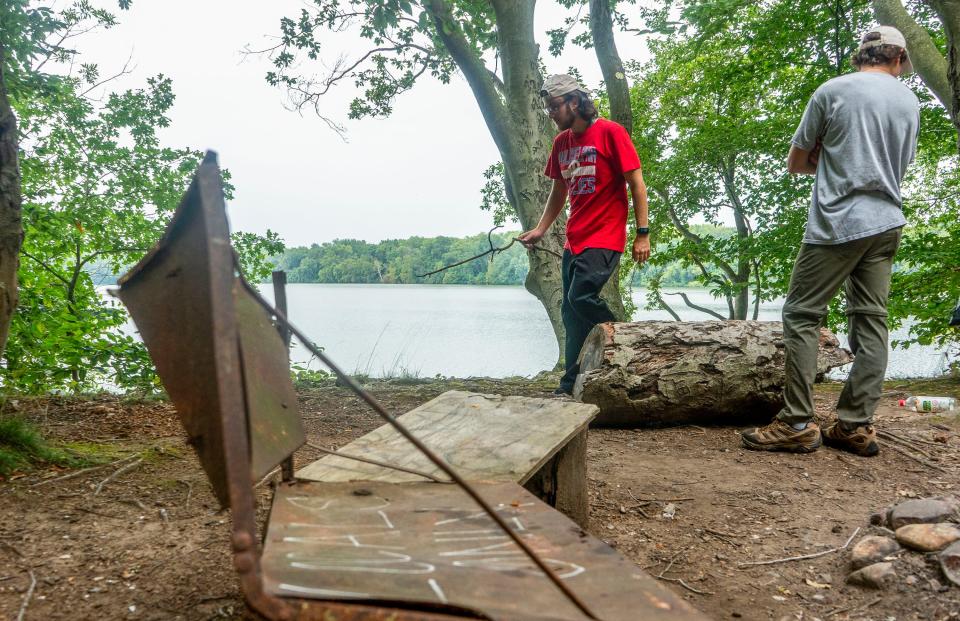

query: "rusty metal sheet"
xmin=116 ymin=152 xmax=245 ymax=507
xmin=234 ymin=280 xmax=305 ymax=480
xmin=262 ymin=481 xmax=707 ymax=621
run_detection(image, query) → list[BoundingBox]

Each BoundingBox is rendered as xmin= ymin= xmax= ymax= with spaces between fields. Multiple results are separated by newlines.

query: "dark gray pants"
xmin=777 ymin=227 xmax=902 ymax=426
xmin=560 ymin=248 xmax=620 ymax=392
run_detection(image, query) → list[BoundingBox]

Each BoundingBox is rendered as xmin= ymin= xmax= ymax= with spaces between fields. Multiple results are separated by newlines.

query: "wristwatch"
xmin=637 ymin=227 xmax=649 ymax=235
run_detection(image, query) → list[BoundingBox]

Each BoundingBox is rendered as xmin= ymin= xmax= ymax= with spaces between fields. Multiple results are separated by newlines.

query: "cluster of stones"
xmin=846 ymin=496 xmax=960 ymax=589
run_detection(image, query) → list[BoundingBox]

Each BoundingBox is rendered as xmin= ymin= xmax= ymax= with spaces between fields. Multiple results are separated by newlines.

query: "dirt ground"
xmin=1 ymin=376 xmax=958 ymax=621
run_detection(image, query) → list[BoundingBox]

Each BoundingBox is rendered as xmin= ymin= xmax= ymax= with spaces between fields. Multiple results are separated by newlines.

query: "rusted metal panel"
xmin=116 ymin=152 xmax=305 ymax=499
xmin=234 ymin=280 xmax=306 ymax=480
xmin=262 ymin=481 xmax=707 ymax=621
xmin=116 ymin=152 xmax=242 ymax=507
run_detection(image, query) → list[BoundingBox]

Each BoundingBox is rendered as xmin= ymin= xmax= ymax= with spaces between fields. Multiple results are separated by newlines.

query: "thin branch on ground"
xmin=416 ymin=226 xmax=562 ymax=278
xmin=16 ymin=570 xmax=36 ymax=621
xmin=882 ymin=428 xmax=947 ymax=448
xmin=32 ymin=454 xmax=138 ymax=487
xmin=737 ymin=527 xmax=860 ymax=568
xmin=704 ymin=528 xmax=741 ymax=547
xmin=825 ymin=595 xmax=882 ymax=618
xmin=180 ymin=480 xmax=194 ymax=507
xmin=634 ymin=496 xmax=695 ymax=502
xmin=880 ymin=440 xmax=948 ymax=473
xmin=93 ymin=458 xmax=144 ymax=495
xmin=653 ymin=548 xmax=714 ymax=595
xmin=878 ymin=430 xmax=935 ymax=459
xmin=254 ymin=467 xmax=279 ymax=489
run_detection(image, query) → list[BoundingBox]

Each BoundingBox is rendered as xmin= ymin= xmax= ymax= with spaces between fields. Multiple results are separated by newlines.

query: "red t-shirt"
xmin=544 ymin=118 xmax=641 ymax=254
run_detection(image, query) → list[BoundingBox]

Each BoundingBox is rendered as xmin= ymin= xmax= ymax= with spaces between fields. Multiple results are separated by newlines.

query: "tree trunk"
xmin=0 ymin=47 xmax=22 ymax=359
xmin=429 ymin=0 xmax=626 ymax=364
xmin=573 ymin=321 xmax=853 ymax=427
xmin=930 ymin=0 xmax=960 ymax=152
xmin=589 ymin=0 xmax=632 ymax=135
xmin=872 ymin=0 xmax=955 ymax=142
xmin=492 ymin=0 xmax=569 ymax=360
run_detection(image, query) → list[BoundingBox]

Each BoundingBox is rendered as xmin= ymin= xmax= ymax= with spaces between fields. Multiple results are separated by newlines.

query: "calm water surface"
xmin=251 ymin=284 xmax=949 ymax=379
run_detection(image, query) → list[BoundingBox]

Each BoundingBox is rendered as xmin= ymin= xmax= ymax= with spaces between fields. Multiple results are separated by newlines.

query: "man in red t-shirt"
xmin=519 ymin=74 xmax=651 ymax=395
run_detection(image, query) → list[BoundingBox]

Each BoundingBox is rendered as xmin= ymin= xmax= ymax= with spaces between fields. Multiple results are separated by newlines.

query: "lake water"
xmin=246 ymin=284 xmax=951 ymax=380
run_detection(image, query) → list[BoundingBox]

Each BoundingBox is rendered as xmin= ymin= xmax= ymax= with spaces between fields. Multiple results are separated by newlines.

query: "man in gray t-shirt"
xmin=743 ymin=26 xmax=919 ymax=458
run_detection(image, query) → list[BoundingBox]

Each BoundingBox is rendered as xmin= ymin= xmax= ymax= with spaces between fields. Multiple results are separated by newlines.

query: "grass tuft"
xmin=0 ymin=415 xmax=85 ymax=477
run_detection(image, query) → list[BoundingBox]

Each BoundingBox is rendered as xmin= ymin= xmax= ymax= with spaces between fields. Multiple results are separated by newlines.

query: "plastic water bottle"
xmin=899 ymin=396 xmax=957 ymax=413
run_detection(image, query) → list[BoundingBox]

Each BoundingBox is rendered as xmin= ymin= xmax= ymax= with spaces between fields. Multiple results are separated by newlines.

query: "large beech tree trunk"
xmin=0 ymin=48 xmax=22 ymax=358
xmin=573 ymin=321 xmax=853 ymax=427
xmin=427 ymin=0 xmax=626 ymax=366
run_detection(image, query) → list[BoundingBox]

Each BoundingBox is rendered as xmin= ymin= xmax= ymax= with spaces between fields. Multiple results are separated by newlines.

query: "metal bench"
xmin=115 ymin=152 xmax=708 ymax=621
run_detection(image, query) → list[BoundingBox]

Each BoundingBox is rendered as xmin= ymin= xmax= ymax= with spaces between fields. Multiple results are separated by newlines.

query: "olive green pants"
xmin=777 ymin=227 xmax=902 ymax=426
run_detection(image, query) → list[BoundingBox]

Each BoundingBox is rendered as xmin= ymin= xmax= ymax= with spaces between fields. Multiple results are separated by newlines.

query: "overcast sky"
xmin=72 ymin=1 xmax=650 ymax=247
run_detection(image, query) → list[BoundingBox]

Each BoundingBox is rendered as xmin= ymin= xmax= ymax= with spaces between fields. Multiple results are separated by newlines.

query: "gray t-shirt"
xmin=792 ymin=71 xmax=919 ymax=245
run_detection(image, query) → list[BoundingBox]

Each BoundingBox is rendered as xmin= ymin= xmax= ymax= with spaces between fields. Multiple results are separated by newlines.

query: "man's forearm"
xmin=535 ymin=183 xmax=567 ymax=232
xmin=630 ymin=181 xmax=649 ymax=229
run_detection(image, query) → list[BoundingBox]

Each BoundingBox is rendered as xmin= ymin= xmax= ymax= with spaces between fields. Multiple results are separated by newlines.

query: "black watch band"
xmin=637 ymin=227 xmax=649 ymax=235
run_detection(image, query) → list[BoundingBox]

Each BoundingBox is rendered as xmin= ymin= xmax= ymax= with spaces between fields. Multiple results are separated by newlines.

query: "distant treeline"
xmin=275 ymin=226 xmax=735 ymax=287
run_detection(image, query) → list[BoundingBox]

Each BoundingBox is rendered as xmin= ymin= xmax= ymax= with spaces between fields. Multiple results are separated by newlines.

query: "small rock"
xmin=888 ymin=497 xmax=960 ymax=529
xmin=896 ymin=523 xmax=960 ymax=552
xmin=847 ymin=562 xmax=897 ymax=589
xmin=850 ymin=536 xmax=900 ymax=569
xmin=941 ymin=541 xmax=960 ymax=587
xmin=662 ymin=503 xmax=677 ymax=519
xmin=905 ymin=575 xmax=918 ymax=586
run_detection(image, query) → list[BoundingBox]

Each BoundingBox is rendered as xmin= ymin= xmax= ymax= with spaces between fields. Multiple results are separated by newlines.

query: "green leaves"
xmin=4 ymin=48 xmax=283 ymax=393
xmin=628 ymin=0 xmax=875 ymax=321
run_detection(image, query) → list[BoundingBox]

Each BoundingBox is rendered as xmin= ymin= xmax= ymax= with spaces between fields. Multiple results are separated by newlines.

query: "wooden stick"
xmin=655 ymin=574 xmax=714 ymax=595
xmin=32 ymin=454 xmax=137 ymax=487
xmin=825 ymin=595 xmax=882 ymax=618
xmin=180 ymin=480 xmax=193 ymax=507
xmin=878 ymin=430 xmax=934 ymax=458
xmin=16 ymin=570 xmax=36 ymax=621
xmin=93 ymin=457 xmax=143 ymax=495
xmin=737 ymin=527 xmax=860 ymax=568
xmin=254 ymin=466 xmax=279 ymax=489
xmin=880 ymin=441 xmax=948 ymax=474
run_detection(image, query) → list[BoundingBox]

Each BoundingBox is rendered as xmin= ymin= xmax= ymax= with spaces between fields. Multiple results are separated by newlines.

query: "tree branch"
xmin=872 ymin=0 xmax=951 ymax=112
xmin=20 ymin=250 xmax=71 ymax=289
xmin=590 ymin=0 xmax=632 ymax=133
xmin=655 ymin=186 xmax=739 ymax=283
xmin=663 ymin=291 xmax=727 ymax=320
xmin=425 ymin=1 xmax=511 ymax=157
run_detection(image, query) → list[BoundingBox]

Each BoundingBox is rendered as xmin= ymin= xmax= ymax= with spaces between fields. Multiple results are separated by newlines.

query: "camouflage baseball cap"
xmin=539 ymin=74 xmax=583 ymax=98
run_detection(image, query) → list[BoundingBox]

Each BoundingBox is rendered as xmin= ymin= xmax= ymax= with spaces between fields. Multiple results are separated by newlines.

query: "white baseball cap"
xmin=859 ymin=25 xmax=913 ymax=74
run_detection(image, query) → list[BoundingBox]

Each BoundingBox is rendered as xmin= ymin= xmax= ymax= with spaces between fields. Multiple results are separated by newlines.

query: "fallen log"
xmin=573 ymin=321 xmax=853 ymax=427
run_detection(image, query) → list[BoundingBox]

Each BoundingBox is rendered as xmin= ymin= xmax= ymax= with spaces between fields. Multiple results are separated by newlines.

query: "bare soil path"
xmin=1 ymin=376 xmax=958 ymax=621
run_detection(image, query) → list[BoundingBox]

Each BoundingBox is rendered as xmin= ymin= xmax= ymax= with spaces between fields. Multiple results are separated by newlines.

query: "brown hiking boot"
xmin=822 ymin=421 xmax=879 ymax=457
xmin=741 ymin=419 xmax=821 ymax=453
